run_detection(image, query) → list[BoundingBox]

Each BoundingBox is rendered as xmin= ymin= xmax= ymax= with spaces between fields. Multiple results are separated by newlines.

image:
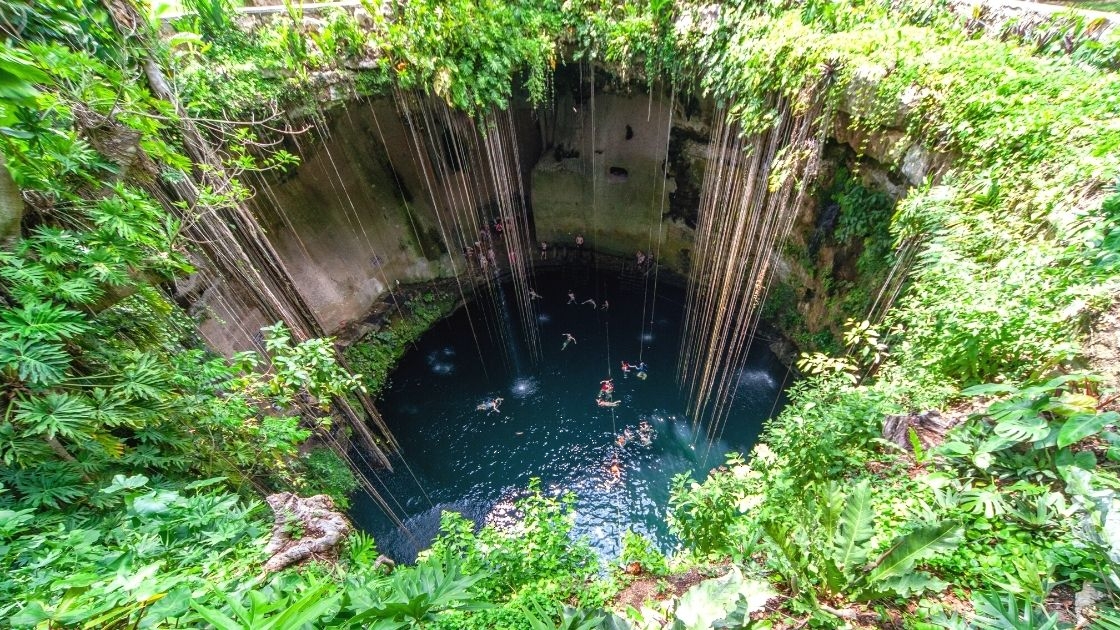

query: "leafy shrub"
xmin=300 ymin=447 xmax=358 ymax=509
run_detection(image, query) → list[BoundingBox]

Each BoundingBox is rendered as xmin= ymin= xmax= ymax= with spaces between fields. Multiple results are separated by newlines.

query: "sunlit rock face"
xmin=188 ymin=63 xmax=928 ymax=355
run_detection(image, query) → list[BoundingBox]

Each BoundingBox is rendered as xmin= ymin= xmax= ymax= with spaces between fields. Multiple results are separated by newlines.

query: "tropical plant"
xmin=345 ymin=553 xmax=492 ymax=628
xmin=763 ymin=479 xmax=962 ymax=605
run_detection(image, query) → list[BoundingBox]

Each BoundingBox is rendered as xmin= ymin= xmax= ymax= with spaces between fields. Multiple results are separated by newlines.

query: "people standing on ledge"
xmin=575 ymin=234 xmax=585 ymax=250
xmin=561 ymin=333 xmax=577 ymax=350
xmin=539 ymin=240 xmax=549 ymax=260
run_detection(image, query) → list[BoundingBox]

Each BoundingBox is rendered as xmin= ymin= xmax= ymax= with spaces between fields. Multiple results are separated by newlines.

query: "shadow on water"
xmin=348 ymin=265 xmax=790 ymax=562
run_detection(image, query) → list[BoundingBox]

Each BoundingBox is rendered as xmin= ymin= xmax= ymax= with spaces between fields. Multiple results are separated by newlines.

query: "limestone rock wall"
xmin=531 ymin=79 xmax=699 ymax=273
xmin=188 ymin=65 xmax=955 ymax=356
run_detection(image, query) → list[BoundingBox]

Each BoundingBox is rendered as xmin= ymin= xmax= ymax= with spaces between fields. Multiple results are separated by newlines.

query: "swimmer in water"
xmin=616 ymin=428 xmax=633 ymax=446
xmin=529 ymin=288 xmax=543 ymax=301
xmin=597 ymin=398 xmax=621 ymax=407
xmin=636 ymin=361 xmax=648 ymax=380
xmin=562 ymin=333 xmax=576 ymax=350
xmin=637 ymin=420 xmax=654 ymax=445
xmin=621 ymin=360 xmax=632 ymax=377
xmin=581 ymin=298 xmax=597 ymax=309
xmin=598 ymin=378 xmax=614 ymax=400
xmin=476 ymin=397 xmax=504 ymax=414
xmin=609 ymin=457 xmax=621 ymax=479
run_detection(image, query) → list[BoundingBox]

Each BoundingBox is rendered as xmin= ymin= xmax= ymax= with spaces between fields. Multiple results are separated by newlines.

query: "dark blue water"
xmin=349 ymin=264 xmax=789 ymax=562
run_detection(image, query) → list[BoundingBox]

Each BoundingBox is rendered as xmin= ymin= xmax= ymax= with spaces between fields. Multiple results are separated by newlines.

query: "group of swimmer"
xmin=606 ymin=420 xmax=657 ymax=483
xmin=474 ymin=284 xmax=650 ymax=414
xmin=616 ymin=420 xmax=655 ymax=447
xmin=565 ymin=290 xmax=608 ymax=311
xmin=621 ymin=360 xmax=648 ymax=380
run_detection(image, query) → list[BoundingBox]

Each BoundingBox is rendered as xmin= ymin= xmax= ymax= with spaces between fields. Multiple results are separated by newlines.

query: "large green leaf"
xmin=14 ymin=392 xmax=94 ymax=440
xmin=674 ymin=566 xmax=774 ymax=630
xmin=861 ymin=571 xmax=948 ymax=601
xmin=0 ymin=337 xmax=70 ymax=387
xmin=263 ymin=584 xmax=339 ymax=630
xmin=993 ymin=413 xmax=1050 ymax=444
xmin=0 ymin=301 xmax=88 ymax=341
xmin=831 ymin=479 xmax=874 ymax=572
xmin=866 ymin=521 xmax=963 ymax=583
xmin=1057 ymin=411 xmax=1118 ymax=448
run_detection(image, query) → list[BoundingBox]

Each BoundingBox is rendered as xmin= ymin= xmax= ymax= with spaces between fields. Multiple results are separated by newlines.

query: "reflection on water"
xmin=348 ymin=267 xmax=789 ymax=562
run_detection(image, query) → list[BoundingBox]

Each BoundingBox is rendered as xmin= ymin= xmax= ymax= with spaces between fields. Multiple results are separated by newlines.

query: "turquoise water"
xmin=349 ymin=264 xmax=788 ymax=561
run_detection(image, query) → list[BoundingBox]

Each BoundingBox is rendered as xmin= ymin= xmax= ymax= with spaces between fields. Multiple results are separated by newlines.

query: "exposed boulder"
xmin=882 ymin=409 xmax=959 ymax=452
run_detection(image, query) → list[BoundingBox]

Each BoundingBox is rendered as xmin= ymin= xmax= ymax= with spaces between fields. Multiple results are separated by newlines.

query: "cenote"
xmin=350 ymin=264 xmax=790 ymax=561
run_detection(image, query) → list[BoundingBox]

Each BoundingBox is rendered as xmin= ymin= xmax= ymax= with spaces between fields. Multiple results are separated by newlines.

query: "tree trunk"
xmin=0 ymin=152 xmax=24 ymax=248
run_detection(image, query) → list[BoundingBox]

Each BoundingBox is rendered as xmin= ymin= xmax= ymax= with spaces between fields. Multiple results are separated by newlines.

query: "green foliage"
xmin=344 ymin=291 xmax=454 ymax=396
xmin=299 ymin=447 xmax=359 ymax=509
xmin=427 ymin=479 xmax=601 ymax=604
xmin=7 ymin=0 xmax=1120 ymax=626
xmin=763 ymin=480 xmax=961 ymax=605
xmin=2 ymin=474 xmax=270 ymax=627
xmin=619 ymin=529 xmax=670 ymax=576
xmin=831 ymin=168 xmax=896 ymax=279
xmin=672 ymin=566 xmax=774 ymax=630
xmin=192 ymin=582 xmax=340 ymax=630
xmin=345 ymin=552 xmax=492 ymax=628
xmin=971 ymin=591 xmax=1065 ymax=630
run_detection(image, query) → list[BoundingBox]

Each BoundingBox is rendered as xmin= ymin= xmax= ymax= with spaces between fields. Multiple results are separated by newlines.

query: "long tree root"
xmin=263 ymin=492 xmax=352 ymax=573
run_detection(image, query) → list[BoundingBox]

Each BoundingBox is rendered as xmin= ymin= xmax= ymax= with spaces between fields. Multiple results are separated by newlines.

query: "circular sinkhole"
xmin=348 ymin=265 xmax=790 ymax=562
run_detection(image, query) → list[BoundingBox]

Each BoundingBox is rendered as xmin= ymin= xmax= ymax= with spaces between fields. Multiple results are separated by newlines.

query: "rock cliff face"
xmin=189 ymin=65 xmax=952 ymax=356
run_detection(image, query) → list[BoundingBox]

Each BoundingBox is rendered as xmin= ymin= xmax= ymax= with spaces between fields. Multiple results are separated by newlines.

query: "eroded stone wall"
xmin=531 ymin=79 xmax=699 ymax=272
xmin=190 ymin=67 xmax=953 ymax=356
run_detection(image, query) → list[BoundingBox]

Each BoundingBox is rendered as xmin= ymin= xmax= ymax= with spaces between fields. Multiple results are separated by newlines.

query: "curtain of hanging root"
xmin=677 ymin=87 xmax=827 ymax=449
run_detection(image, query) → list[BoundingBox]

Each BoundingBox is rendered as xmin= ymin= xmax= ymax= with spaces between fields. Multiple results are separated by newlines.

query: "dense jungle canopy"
xmin=3 ymin=0 xmax=1120 ymax=627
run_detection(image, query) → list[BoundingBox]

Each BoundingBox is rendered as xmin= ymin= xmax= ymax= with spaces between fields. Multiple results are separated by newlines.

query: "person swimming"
xmin=598 ymin=378 xmax=614 ymax=400
xmin=621 ymin=360 xmax=632 ymax=376
xmin=637 ymin=420 xmax=654 ymax=445
xmin=529 ymin=288 xmax=543 ymax=300
xmin=476 ymin=397 xmax=504 ymax=414
xmin=616 ymin=427 xmax=633 ymax=446
xmin=635 ymin=361 xmax=648 ymax=380
xmin=597 ymin=398 xmax=620 ymax=407
xmin=562 ymin=333 xmax=576 ymax=350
